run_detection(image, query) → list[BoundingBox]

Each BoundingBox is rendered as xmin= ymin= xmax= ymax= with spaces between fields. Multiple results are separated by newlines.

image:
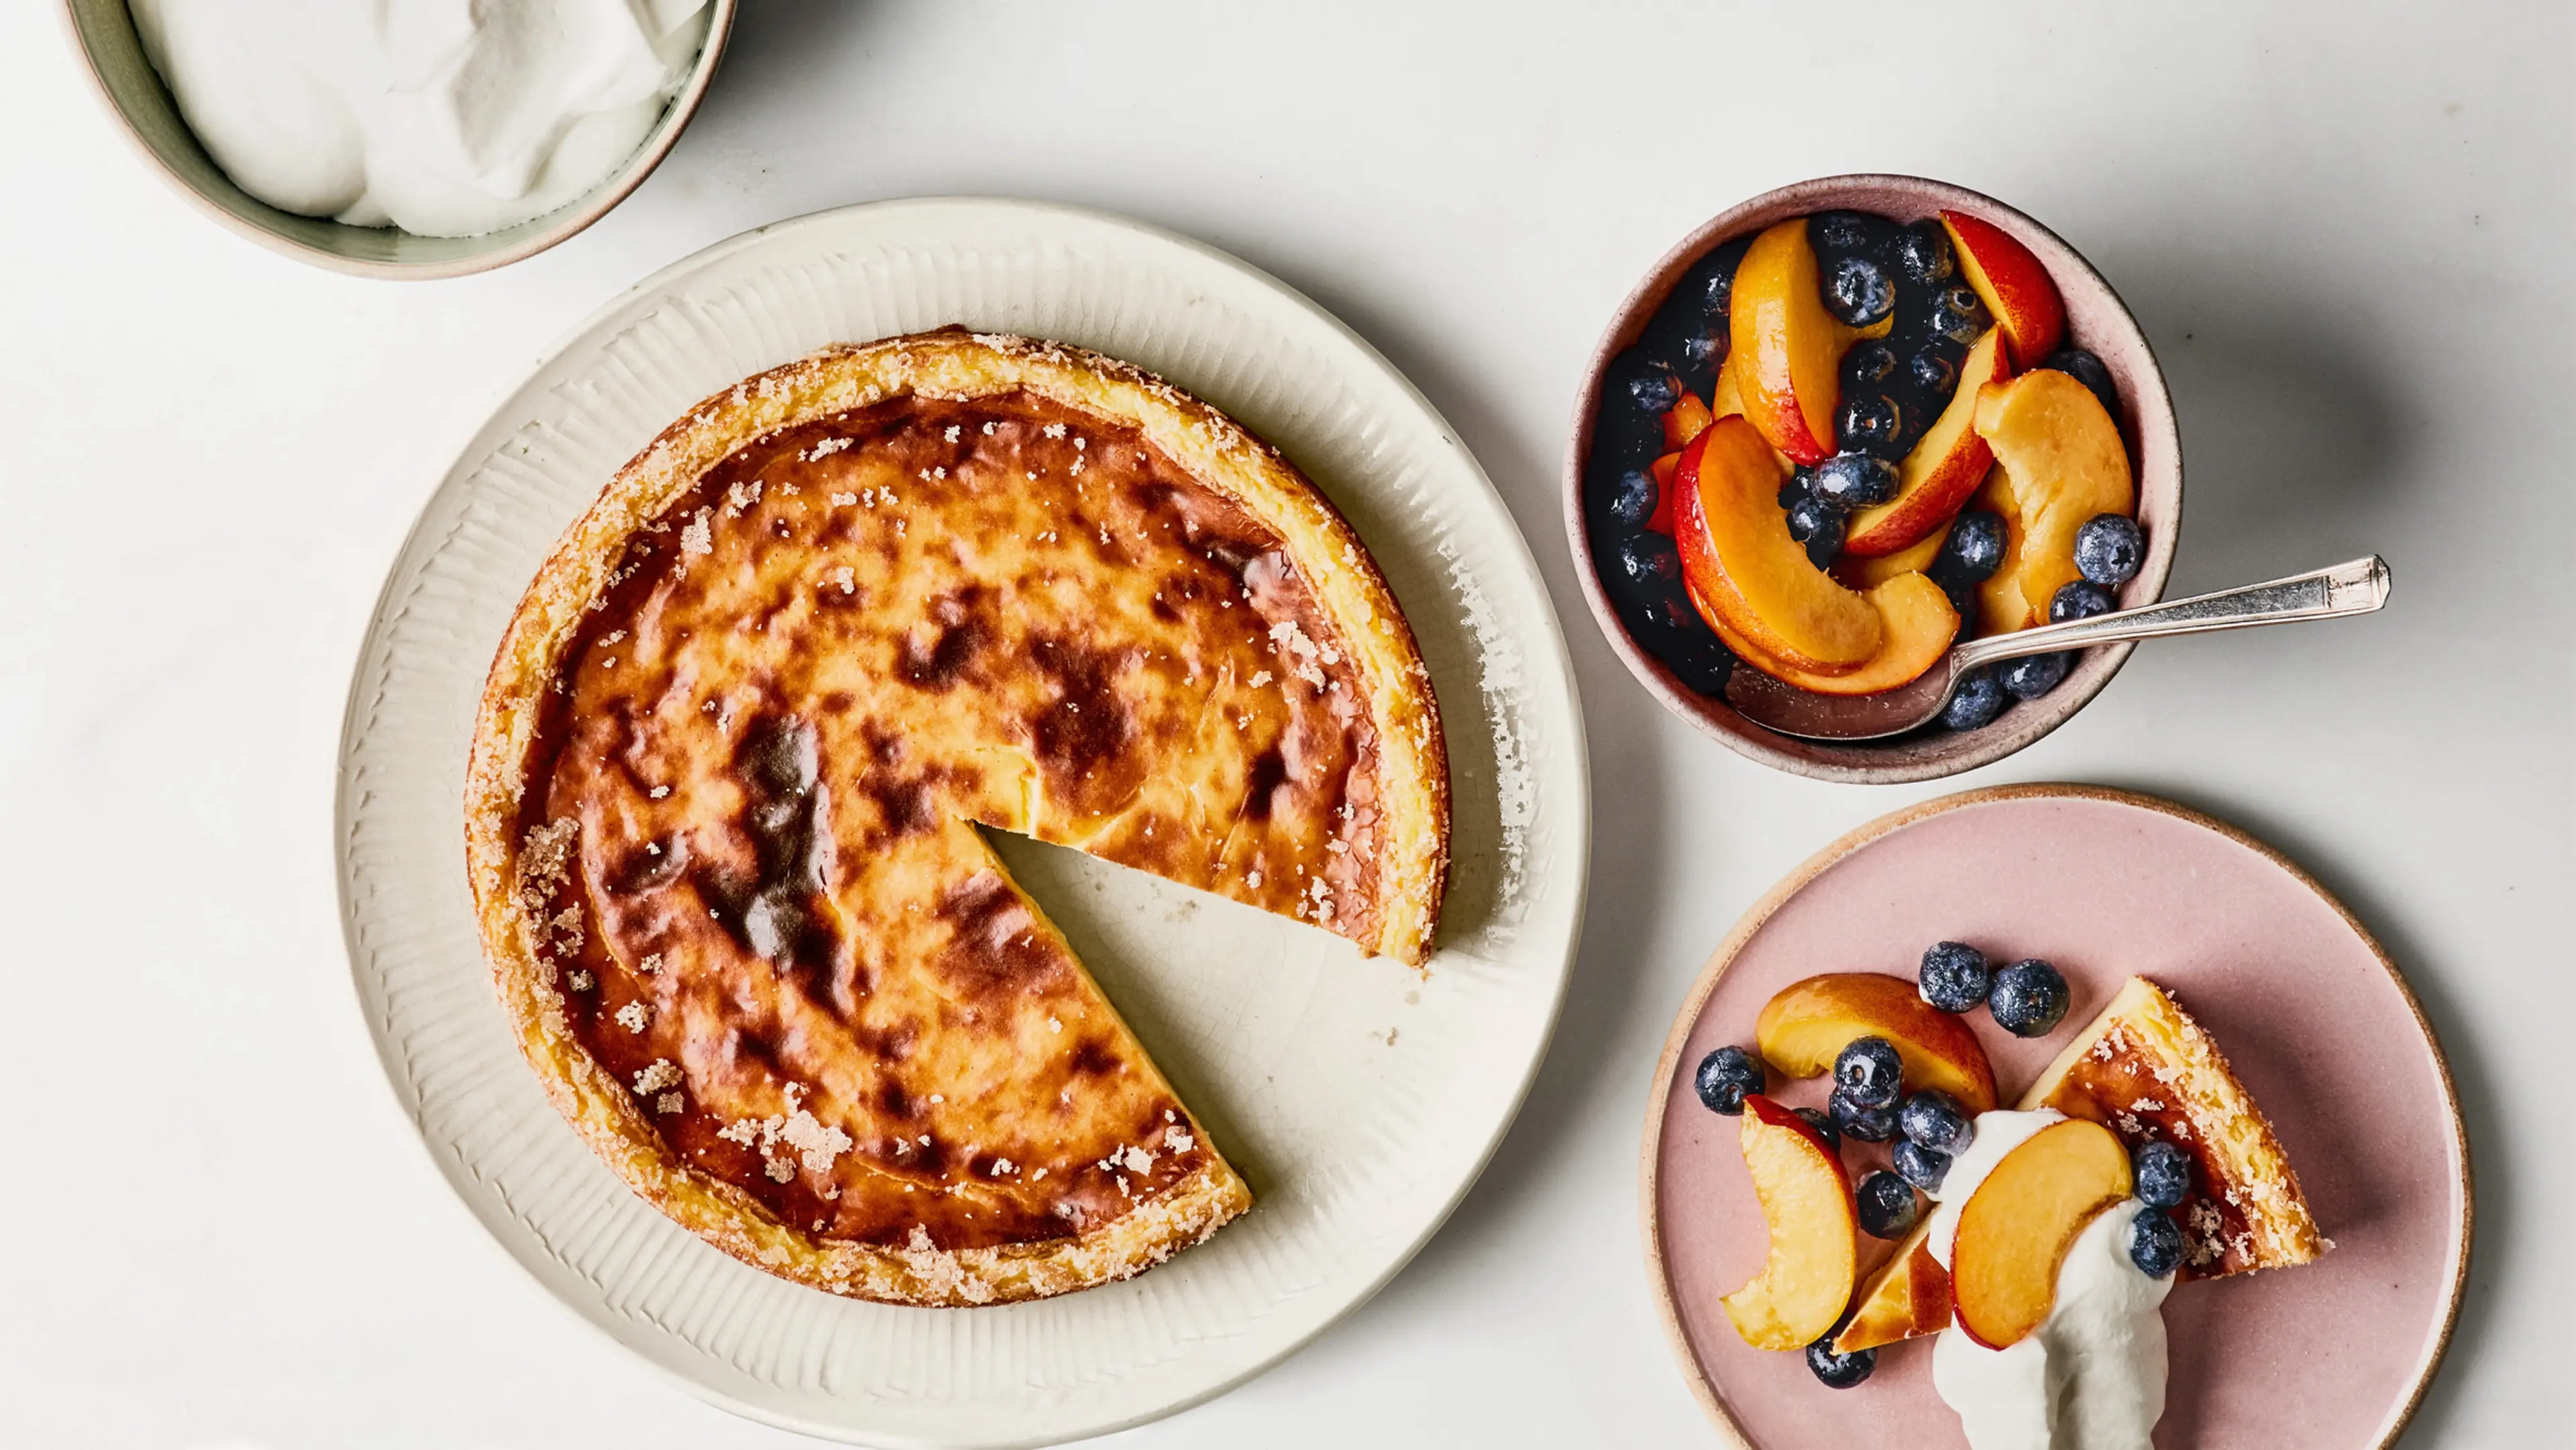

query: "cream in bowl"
xmin=64 ymin=0 xmax=735 ymax=276
xmin=130 ymin=0 xmax=711 ymax=238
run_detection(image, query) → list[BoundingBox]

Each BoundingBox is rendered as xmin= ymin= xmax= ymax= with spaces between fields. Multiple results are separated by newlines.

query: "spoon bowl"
xmin=1725 ymin=557 xmax=2393 ymax=741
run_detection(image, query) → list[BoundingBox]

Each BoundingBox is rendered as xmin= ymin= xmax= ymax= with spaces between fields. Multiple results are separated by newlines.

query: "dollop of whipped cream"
xmin=131 ymin=0 xmax=711 ymax=238
xmin=1925 ymin=1109 xmax=2174 ymax=1450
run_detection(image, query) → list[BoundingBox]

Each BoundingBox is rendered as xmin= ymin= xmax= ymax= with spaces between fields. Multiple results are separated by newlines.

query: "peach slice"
xmin=1672 ymin=416 xmax=1882 ymax=672
xmin=1645 ymin=451 xmax=1680 ymax=534
xmin=1709 ymin=346 xmax=1748 ymax=420
xmin=1940 ymin=210 xmax=2065 ymax=368
xmin=1952 ymin=1118 xmax=2134 ymax=1349
xmin=1834 ymin=523 xmax=1945 ymax=590
xmin=1843 ymin=328 xmax=2012 ymax=558
xmin=1663 ymin=389 xmax=1715 ymax=452
xmin=1701 ymin=573 xmax=1957 ymax=696
xmin=1721 ymin=1095 xmax=1860 ymax=1351
xmin=1973 ymin=370 xmax=2135 ymax=629
xmin=1754 ymin=972 xmax=1999 ymax=1113
xmin=1731 ymin=219 xmax=1890 ymax=465
xmin=1834 ymin=1232 xmax=1952 ymax=1353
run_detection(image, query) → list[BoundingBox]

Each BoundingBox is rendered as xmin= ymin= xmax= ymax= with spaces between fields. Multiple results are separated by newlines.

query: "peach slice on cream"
xmin=1951 ymin=1117 xmax=2135 ymax=1349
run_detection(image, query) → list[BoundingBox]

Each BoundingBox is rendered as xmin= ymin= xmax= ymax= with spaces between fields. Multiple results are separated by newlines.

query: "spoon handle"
xmin=1952 ymin=556 xmax=2393 ymax=670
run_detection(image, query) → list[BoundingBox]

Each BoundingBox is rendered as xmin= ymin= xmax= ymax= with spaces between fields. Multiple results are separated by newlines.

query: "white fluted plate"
xmin=334 ymin=199 xmax=1588 ymax=1447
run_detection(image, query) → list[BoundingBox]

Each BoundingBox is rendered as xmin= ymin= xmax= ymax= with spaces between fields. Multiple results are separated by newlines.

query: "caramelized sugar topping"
xmin=511 ymin=390 xmax=1393 ymax=1251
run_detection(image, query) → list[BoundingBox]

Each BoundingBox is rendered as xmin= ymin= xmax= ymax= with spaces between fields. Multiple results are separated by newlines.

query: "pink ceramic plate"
xmin=1642 ymin=785 xmax=2469 ymax=1450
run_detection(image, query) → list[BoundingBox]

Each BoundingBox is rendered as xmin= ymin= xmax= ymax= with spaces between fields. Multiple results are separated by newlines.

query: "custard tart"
xmin=465 ymin=330 xmax=1448 ymax=1305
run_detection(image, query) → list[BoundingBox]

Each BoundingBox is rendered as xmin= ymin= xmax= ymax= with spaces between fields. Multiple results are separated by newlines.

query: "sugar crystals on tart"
xmin=467 ymin=330 xmax=1450 ymax=1306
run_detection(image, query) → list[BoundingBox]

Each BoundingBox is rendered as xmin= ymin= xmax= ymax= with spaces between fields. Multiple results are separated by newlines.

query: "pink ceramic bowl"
xmin=1566 ymin=175 xmax=2182 ymax=783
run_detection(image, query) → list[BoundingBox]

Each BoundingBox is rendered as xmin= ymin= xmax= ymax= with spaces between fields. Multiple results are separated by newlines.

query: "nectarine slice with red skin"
xmin=1953 ymin=1118 xmax=2134 ymax=1349
xmin=1754 ymin=972 xmax=1999 ymax=1113
xmin=1709 ymin=574 xmax=1957 ymax=696
xmin=1974 ymin=369 xmax=2136 ymax=627
xmin=1835 ymin=1232 xmax=1952 ymax=1354
xmin=1730 ymin=219 xmax=1890 ymax=465
xmin=1672 ymin=417 xmax=1882 ymax=672
xmin=1662 ymin=389 xmax=1715 ymax=452
xmin=1941 ymin=210 xmax=2066 ymax=368
xmin=1843 ymin=328 xmax=2012 ymax=558
xmin=1720 ymin=1095 xmax=1860 ymax=1351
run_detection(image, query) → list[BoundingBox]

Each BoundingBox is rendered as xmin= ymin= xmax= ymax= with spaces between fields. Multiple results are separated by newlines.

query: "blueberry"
xmin=1837 ymin=392 xmax=1907 ymax=459
xmin=2050 ymin=580 xmax=2116 ymax=623
xmin=1807 ymin=1333 xmax=1878 ymax=1389
xmin=1988 ymin=958 xmax=2071 ymax=1037
xmin=1701 ymin=267 xmax=1737 ymax=317
xmin=1629 ymin=592 xmax=1697 ymax=647
xmin=1854 ymin=1169 xmax=1921 ymax=1239
xmin=1629 ymin=370 xmax=1680 ymax=414
xmin=1938 ymin=574 xmax=1980 ymax=637
xmin=1680 ymin=331 xmax=1725 ymax=372
xmin=1693 ymin=1045 xmax=1766 ymax=1115
xmin=1918 ymin=941 xmax=1993 ymax=1013
xmin=1909 ymin=348 xmax=1958 ymax=397
xmin=1826 ymin=255 xmax=1896 ymax=329
xmin=1929 ymin=285 xmax=1988 ymax=345
xmin=1940 ymin=667 xmax=2010 ymax=731
xmin=2128 ymin=1206 xmax=2185 ymax=1279
xmin=1813 ymin=453 xmax=1900 ymax=509
xmin=1831 ymin=1088 xmax=1900 ymax=1143
xmin=1780 ymin=468 xmax=1815 ymax=511
xmin=1664 ymin=634 xmax=1735 ymax=696
xmin=1997 ymin=651 xmax=2070 ymax=701
xmin=1616 ymin=532 xmax=1680 ymax=590
xmin=1605 ymin=468 xmax=1658 ymax=529
xmin=1898 ymin=1089 xmax=1976 ymax=1154
xmin=1844 ymin=340 xmax=1898 ymax=389
xmin=2133 ymin=1141 xmax=2192 ymax=1209
xmin=1803 ymin=520 xmax=1843 ymax=570
xmin=1833 ymin=1037 xmax=1904 ymax=1109
xmin=2043 ymin=347 xmax=2121 ymax=420
xmin=1892 ymin=1138 xmax=1951 ymax=1193
xmin=1892 ymin=221 xmax=1955 ymax=284
xmin=1784 ymin=489 xmax=1841 ymax=546
xmin=1935 ymin=509 xmax=2006 ymax=584
xmin=1810 ymin=209 xmax=1892 ymax=257
xmin=2073 ymin=514 xmax=2145 ymax=586
xmin=1795 ymin=1106 xmax=1843 ymax=1155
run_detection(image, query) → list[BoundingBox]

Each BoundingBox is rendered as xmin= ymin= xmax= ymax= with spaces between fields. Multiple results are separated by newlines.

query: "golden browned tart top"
xmin=2024 ymin=974 xmax=2325 ymax=1278
xmin=464 ymin=329 xmax=1449 ymax=1305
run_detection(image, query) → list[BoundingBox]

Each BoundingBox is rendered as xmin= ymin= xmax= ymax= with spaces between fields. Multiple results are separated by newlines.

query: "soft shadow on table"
xmin=2082 ymin=228 xmax=2415 ymax=592
xmin=2078 ymin=776 xmax=2498 ymax=1448
xmin=689 ymin=0 xmax=883 ymax=130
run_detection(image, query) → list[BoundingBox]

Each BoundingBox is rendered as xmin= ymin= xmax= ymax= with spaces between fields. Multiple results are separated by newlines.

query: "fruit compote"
xmin=1588 ymin=208 xmax=2147 ymax=733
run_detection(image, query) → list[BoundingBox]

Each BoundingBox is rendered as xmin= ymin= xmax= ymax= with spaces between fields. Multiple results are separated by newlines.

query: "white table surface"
xmin=3 ymin=3 xmax=2563 ymax=1447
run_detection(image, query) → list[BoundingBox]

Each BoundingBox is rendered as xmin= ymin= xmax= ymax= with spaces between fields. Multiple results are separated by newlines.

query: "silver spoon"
xmin=1723 ymin=555 xmax=2394 ymax=741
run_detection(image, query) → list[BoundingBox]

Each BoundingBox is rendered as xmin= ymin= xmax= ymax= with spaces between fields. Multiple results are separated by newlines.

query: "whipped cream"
xmin=1925 ymin=1110 xmax=2172 ymax=1450
xmin=130 ymin=0 xmax=710 ymax=238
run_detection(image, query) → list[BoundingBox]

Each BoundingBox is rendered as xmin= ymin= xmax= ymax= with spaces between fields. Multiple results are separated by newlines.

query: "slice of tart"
xmin=1835 ymin=976 xmax=2324 ymax=1351
xmin=466 ymin=330 xmax=1450 ymax=1306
